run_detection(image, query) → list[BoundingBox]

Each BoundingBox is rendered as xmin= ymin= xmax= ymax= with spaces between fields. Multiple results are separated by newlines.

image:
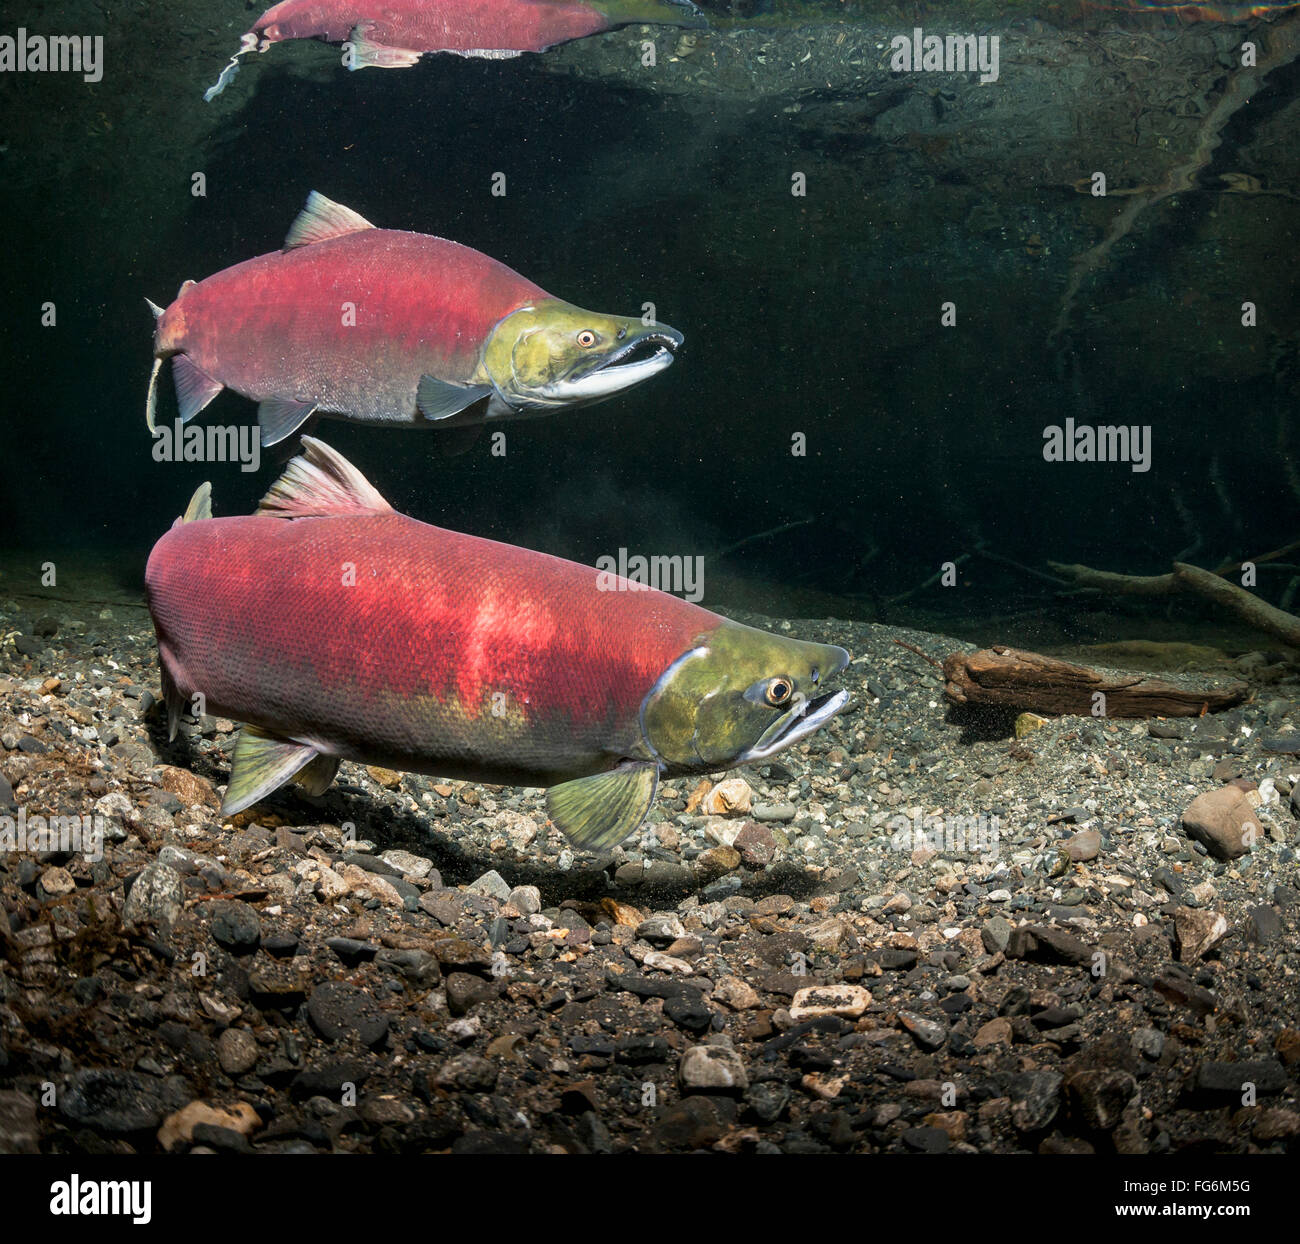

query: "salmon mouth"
xmin=544 ymin=326 xmax=683 ymax=404
xmin=738 ymin=688 xmax=850 ymax=764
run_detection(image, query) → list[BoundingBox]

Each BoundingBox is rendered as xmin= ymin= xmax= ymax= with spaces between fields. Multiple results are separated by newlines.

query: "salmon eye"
xmin=576 ymin=329 xmax=597 ymax=348
xmin=765 ymin=678 xmax=793 ymax=707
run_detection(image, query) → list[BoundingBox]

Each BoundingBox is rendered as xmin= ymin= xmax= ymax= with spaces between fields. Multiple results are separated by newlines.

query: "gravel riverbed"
xmin=1 ymin=595 xmax=1297 ymax=1155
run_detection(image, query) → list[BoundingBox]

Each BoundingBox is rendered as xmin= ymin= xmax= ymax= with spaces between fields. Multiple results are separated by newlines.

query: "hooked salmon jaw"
xmin=542 ymin=329 xmax=682 ymax=403
xmin=737 ymin=688 xmax=850 ymax=764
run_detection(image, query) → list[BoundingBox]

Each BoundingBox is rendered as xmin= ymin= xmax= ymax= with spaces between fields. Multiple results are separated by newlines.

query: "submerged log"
xmin=942 ymin=646 xmax=1249 ymax=718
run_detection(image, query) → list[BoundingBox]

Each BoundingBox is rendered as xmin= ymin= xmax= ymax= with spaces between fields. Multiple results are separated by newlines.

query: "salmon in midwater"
xmin=145 ymin=191 xmax=683 ymax=448
xmin=205 ymin=0 xmax=706 ymax=97
xmin=145 ymin=439 xmax=850 ymax=850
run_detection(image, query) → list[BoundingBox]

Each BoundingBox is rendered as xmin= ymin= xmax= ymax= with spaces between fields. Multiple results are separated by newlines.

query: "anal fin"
xmin=545 ymin=761 xmax=659 ymax=851
xmin=258 ymin=397 xmax=317 ymax=447
xmin=348 ymin=24 xmax=423 ymax=69
xmin=222 ymin=724 xmax=321 ymax=816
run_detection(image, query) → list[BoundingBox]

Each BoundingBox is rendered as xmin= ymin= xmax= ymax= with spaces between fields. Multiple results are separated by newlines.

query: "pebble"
xmin=379 ymin=849 xmax=434 ymax=878
xmin=1008 ymin=1070 xmax=1062 ymax=1132
xmin=1174 ymin=906 xmax=1229 ymax=963
xmin=1180 ymin=786 xmax=1260 ymax=860
xmin=700 ymin=777 xmax=753 ymax=815
xmin=205 ymin=899 xmax=262 ymax=953
xmin=789 ymin=984 xmax=871 ymax=1020
xmin=59 ymin=1069 xmax=184 ymax=1134
xmin=39 ymin=866 xmax=75 ymax=896
xmin=752 ymin=802 xmax=796 ymax=823
xmin=216 ymin=1028 xmax=259 ymax=1076
xmin=1063 ymin=827 xmax=1101 ymax=862
xmin=898 ymin=1010 xmax=947 ymax=1050
xmin=306 ymin=981 xmax=390 ymax=1047
xmin=468 ymin=869 xmax=512 ymax=902
xmin=122 ymin=862 xmax=185 ymax=928
xmin=679 ymin=1044 xmax=748 ymax=1092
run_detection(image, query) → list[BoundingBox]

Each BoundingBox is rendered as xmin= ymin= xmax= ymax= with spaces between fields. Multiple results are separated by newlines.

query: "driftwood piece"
xmin=1172 ymin=562 xmax=1300 ymax=649
xmin=942 ymin=646 xmax=1249 ymax=718
xmin=1049 ymin=558 xmax=1300 ymax=650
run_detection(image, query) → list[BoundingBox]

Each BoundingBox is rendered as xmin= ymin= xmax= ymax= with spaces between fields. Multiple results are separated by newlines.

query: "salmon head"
xmin=545 ymin=617 xmax=849 ymax=851
xmin=481 ymin=300 xmax=683 ymax=414
xmin=638 ymin=621 xmax=851 ymax=774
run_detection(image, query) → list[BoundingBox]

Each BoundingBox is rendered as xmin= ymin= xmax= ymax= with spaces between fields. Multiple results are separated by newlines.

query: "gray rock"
xmin=1008 ymin=1069 xmax=1063 ymax=1132
xmin=123 ymin=863 xmax=185 ymax=928
xmin=752 ymin=802 xmax=797 ymax=823
xmin=508 ymin=885 xmax=542 ymax=915
xmin=59 ymin=1069 xmax=184 ymax=1133
xmin=0 ymin=1090 xmax=39 ymax=1154
xmin=982 ymin=916 xmax=1013 ymax=953
xmin=205 ymin=899 xmax=262 ymax=953
xmin=468 ymin=869 xmax=511 ymax=902
xmin=434 ymin=1054 xmax=498 ymax=1093
xmin=216 ymin=1028 xmax=259 ymax=1077
xmin=1246 ymin=905 xmax=1282 ymax=944
xmin=679 ymin=1044 xmax=749 ymax=1092
xmin=306 ymin=981 xmax=389 ymax=1047
xmin=898 ymin=1010 xmax=947 ymax=1050
xmin=1132 ymin=1027 xmax=1165 ymax=1061
xmin=636 ymin=914 xmax=686 ymax=944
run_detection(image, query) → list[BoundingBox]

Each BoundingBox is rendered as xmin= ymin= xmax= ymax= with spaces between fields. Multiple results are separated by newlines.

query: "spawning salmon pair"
xmin=145 ymin=4 xmax=851 ymax=851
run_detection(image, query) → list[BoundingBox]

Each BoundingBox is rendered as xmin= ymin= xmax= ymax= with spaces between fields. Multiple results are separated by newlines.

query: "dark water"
xmin=2 ymin=1 xmax=1298 ymax=641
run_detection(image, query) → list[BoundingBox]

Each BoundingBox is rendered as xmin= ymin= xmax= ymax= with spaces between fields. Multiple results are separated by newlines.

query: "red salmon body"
xmin=157 ymin=229 xmax=546 ymax=424
xmin=255 ymin=0 xmax=608 ymax=53
xmin=147 ymin=485 xmax=719 ymax=786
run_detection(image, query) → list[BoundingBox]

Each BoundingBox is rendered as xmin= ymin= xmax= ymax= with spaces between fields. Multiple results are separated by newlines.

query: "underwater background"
xmin=1 ymin=0 xmax=1298 ymax=643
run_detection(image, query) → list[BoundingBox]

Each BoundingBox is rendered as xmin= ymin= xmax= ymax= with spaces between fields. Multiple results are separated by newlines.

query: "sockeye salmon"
xmin=206 ymin=0 xmax=707 ymax=98
xmin=146 ymin=192 xmax=683 ymax=449
xmin=145 ymin=439 xmax=850 ymax=850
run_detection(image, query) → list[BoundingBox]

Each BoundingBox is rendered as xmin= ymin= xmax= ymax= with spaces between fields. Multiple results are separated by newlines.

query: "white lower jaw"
xmin=540 ymin=347 xmax=675 ymax=403
xmin=738 ymin=690 xmax=850 ymax=764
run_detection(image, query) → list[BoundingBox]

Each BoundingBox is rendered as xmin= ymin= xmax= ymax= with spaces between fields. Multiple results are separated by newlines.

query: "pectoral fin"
xmin=545 ymin=761 xmax=659 ymax=851
xmin=416 ymin=375 xmax=492 ymax=421
xmin=222 ymin=725 xmax=323 ymax=816
xmin=294 ymin=752 xmax=340 ymax=797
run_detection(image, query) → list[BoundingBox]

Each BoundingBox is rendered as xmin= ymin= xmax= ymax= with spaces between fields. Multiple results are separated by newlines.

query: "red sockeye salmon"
xmin=146 ymin=192 xmax=683 ymax=449
xmin=206 ymin=0 xmax=707 ymax=98
xmin=145 ymin=439 xmax=850 ymax=850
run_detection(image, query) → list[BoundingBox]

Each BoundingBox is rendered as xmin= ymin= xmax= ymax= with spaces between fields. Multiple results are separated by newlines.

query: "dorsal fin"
xmin=171 ymin=481 xmax=212 ymax=528
xmin=257 ymin=436 xmax=392 ymax=519
xmin=284 ymin=191 xmax=375 ymax=250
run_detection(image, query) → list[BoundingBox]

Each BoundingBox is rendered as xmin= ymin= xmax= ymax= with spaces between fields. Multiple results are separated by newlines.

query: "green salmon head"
xmin=640 ymin=620 xmax=851 ymax=773
xmin=483 ymin=299 xmax=683 ymax=413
